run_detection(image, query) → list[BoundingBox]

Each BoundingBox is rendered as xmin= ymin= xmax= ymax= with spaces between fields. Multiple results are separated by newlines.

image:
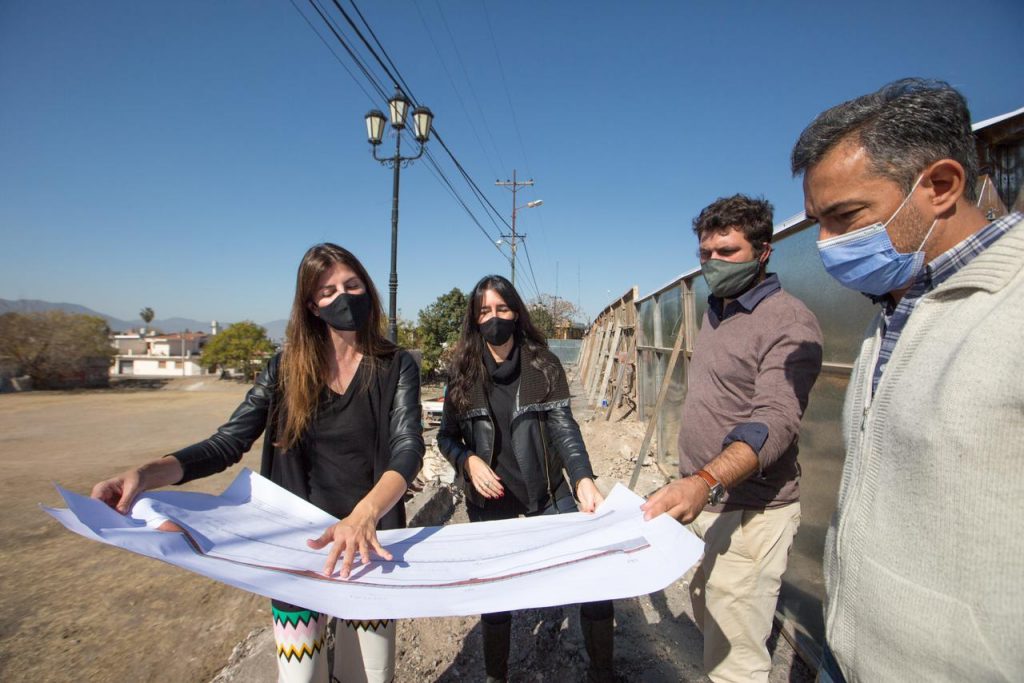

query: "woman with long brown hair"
xmin=437 ymin=274 xmax=614 ymax=683
xmin=91 ymin=243 xmax=423 ymax=683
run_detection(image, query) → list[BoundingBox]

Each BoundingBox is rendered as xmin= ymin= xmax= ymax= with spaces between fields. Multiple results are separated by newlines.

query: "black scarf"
xmin=483 ymin=343 xmax=521 ymax=385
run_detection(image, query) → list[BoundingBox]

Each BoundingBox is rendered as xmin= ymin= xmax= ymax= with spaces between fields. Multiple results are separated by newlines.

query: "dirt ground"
xmin=394 ymin=401 xmax=813 ymax=682
xmin=0 ymin=374 xmax=814 ymax=682
xmin=0 ymin=378 xmax=268 ymax=683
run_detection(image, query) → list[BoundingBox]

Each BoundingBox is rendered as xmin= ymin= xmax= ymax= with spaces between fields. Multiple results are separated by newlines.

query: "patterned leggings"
xmin=272 ymin=601 xmax=396 ymax=683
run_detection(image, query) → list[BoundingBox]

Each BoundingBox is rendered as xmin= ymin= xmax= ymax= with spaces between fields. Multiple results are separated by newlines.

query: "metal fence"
xmin=546 ymin=338 xmax=583 ymax=366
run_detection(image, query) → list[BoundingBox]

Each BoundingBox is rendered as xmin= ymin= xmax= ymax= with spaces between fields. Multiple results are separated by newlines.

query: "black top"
xmin=172 ymin=350 xmax=424 ymax=532
xmin=303 ymin=362 xmax=377 ymax=520
xmin=483 ymin=345 xmax=528 ymax=506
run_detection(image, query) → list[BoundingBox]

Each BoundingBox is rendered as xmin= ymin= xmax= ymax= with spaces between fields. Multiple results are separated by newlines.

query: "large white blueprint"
xmin=43 ymin=469 xmax=703 ymax=619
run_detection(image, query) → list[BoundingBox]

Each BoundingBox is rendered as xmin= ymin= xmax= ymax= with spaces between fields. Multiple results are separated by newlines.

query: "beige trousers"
xmin=687 ymin=502 xmax=800 ymax=683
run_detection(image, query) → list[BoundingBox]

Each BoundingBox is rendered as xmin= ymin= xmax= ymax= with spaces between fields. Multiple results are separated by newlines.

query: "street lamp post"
xmin=365 ymin=86 xmax=434 ymax=343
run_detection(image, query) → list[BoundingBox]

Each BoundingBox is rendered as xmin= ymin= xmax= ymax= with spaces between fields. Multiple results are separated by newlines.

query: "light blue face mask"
xmin=816 ymin=175 xmax=938 ymax=296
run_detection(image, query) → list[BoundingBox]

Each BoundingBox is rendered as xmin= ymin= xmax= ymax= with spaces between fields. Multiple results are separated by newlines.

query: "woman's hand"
xmin=307 ymin=507 xmax=393 ymax=579
xmin=465 ymin=454 xmax=504 ymax=499
xmin=575 ymin=478 xmax=605 ymax=513
xmin=90 ymin=457 xmax=184 ymax=514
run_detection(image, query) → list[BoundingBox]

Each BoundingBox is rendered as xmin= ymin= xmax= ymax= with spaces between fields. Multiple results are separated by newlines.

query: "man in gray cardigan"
xmin=791 ymin=78 xmax=1023 ymax=681
xmin=643 ymin=194 xmax=823 ymax=682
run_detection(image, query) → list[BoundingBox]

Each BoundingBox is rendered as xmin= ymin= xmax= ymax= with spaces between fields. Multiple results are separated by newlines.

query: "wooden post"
xmin=581 ymin=320 xmax=607 ymax=391
xmin=628 ymin=319 xmax=685 ymax=490
xmin=606 ymin=334 xmax=636 ymax=421
xmin=585 ymin=321 xmax=614 ymax=399
xmin=591 ymin=323 xmax=622 ymax=406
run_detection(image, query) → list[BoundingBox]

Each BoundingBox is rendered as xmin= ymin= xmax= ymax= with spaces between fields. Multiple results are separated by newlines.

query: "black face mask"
xmin=480 ymin=316 xmax=516 ymax=346
xmin=317 ymin=292 xmax=371 ymax=331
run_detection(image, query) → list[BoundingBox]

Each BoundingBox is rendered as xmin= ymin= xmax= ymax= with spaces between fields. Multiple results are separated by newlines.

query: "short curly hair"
xmin=692 ymin=194 xmax=774 ymax=257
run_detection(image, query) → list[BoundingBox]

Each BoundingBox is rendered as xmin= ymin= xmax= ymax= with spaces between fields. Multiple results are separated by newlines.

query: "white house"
xmin=110 ymin=328 xmax=214 ymax=377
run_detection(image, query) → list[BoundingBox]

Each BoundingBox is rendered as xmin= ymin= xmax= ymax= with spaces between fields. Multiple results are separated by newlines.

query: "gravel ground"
xmin=391 ymin=382 xmax=815 ymax=682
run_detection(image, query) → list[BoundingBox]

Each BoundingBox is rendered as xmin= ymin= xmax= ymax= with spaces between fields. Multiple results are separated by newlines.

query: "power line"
xmin=330 ymin=0 xmax=407 ymax=98
xmin=434 ymin=0 xmax=506 ymax=173
xmin=520 ymin=238 xmax=543 ymax=302
xmin=299 ymin=0 xmax=520 ymax=264
xmin=421 ymin=149 xmax=512 ymax=263
xmin=413 ymin=1 xmax=501 ymax=181
xmin=306 ymin=0 xmax=389 ymax=101
xmin=340 ymin=0 xmax=514 ymax=234
xmin=286 ymin=0 xmax=379 ymax=105
xmin=481 ymin=2 xmax=533 ymax=177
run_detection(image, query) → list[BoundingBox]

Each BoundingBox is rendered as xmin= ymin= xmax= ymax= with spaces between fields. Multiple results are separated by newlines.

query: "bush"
xmin=0 ymin=311 xmax=116 ymax=388
xmin=416 ymin=288 xmax=466 ymax=378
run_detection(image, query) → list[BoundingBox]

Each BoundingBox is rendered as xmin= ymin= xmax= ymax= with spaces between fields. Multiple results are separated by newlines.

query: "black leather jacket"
xmin=437 ymin=343 xmax=595 ymax=512
xmin=171 ymin=350 xmax=423 ymax=530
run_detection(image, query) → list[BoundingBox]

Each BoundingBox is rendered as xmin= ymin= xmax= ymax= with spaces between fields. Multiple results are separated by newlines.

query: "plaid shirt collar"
xmin=872 ymin=211 xmax=1022 ymax=393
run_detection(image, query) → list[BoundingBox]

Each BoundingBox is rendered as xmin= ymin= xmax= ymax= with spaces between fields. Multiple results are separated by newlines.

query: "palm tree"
xmin=139 ymin=307 xmax=154 ymax=334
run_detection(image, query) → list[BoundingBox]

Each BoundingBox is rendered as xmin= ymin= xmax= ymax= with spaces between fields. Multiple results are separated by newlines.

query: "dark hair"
xmin=447 ymin=275 xmax=548 ymax=413
xmin=279 ymin=243 xmax=396 ymax=448
xmin=692 ymin=194 xmax=774 ymax=258
xmin=791 ymin=77 xmax=979 ymax=201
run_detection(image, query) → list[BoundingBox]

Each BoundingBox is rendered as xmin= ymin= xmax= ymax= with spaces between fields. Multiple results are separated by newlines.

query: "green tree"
xmin=529 ymin=294 xmax=582 ymax=338
xmin=139 ymin=307 xmax=155 ymax=328
xmin=201 ymin=321 xmax=275 ymax=380
xmin=416 ymin=288 xmax=466 ymax=377
xmin=396 ymin=318 xmax=418 ymax=350
xmin=0 ymin=311 xmax=116 ymax=387
xmin=529 ymin=303 xmax=556 ymax=338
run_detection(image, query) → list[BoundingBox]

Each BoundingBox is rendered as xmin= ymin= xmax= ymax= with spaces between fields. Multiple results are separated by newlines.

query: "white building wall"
xmin=110 ymin=357 xmax=208 ymax=377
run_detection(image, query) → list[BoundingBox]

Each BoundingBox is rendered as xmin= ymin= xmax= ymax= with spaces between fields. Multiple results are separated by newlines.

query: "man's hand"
xmin=575 ymin=477 xmax=604 ymax=513
xmin=641 ymin=476 xmax=709 ymax=524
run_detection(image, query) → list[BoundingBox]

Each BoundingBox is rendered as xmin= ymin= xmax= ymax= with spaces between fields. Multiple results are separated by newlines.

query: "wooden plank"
xmin=580 ymin=321 xmax=606 ymax=390
xmin=606 ymin=335 xmax=636 ymax=421
xmin=570 ymin=331 xmax=591 ymax=382
xmin=605 ymin=362 xmax=627 ymax=418
xmin=585 ymin=322 xmax=613 ymax=399
xmin=591 ymin=323 xmax=622 ymax=406
xmin=587 ymin=321 xmax=617 ymax=402
xmin=628 ymin=320 xmax=685 ymax=490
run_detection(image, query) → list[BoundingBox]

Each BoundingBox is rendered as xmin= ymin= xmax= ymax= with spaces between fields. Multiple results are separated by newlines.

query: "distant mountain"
xmin=0 ymin=299 xmax=139 ymax=330
xmin=0 ymin=299 xmax=285 ymax=340
xmin=262 ymin=319 xmax=288 ymax=342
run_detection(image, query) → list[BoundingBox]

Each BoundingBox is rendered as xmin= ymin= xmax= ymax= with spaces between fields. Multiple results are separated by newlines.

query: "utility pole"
xmin=496 ymin=170 xmax=536 ymax=287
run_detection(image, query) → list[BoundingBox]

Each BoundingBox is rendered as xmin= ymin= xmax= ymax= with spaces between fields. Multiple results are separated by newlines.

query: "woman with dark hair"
xmin=91 ymin=243 xmax=423 ymax=683
xmin=437 ymin=274 xmax=614 ymax=683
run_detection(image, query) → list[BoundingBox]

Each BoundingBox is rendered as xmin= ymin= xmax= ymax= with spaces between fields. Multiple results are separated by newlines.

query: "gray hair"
xmin=791 ymin=78 xmax=979 ymax=201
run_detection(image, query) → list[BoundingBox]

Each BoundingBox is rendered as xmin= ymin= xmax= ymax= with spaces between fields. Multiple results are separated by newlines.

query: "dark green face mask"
xmin=700 ymin=258 xmax=760 ymax=299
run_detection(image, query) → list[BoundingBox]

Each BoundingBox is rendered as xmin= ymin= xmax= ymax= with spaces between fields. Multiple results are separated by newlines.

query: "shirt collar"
xmin=864 ymin=210 xmax=1022 ymax=312
xmin=708 ymin=273 xmax=781 ymax=323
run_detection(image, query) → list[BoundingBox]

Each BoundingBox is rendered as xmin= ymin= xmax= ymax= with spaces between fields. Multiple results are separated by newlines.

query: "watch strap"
xmin=694 ymin=469 xmax=719 ymax=490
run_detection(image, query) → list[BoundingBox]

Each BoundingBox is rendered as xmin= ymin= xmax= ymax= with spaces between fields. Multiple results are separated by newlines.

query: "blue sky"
xmin=2 ymin=0 xmax=1021 ymax=327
